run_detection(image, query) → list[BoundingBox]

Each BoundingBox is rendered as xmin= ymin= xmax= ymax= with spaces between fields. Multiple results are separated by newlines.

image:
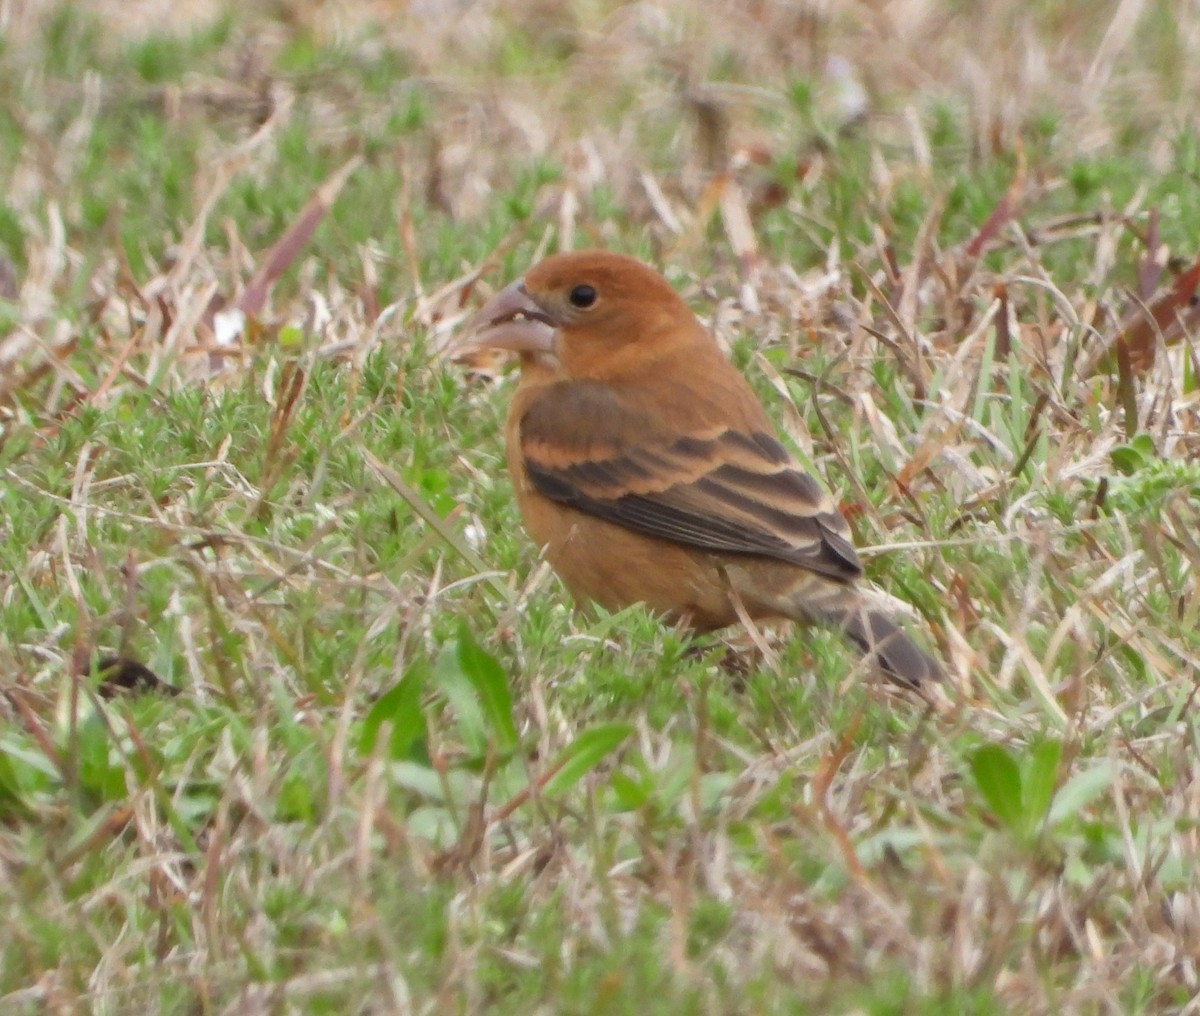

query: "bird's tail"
xmin=838 ymin=605 xmax=941 ymax=688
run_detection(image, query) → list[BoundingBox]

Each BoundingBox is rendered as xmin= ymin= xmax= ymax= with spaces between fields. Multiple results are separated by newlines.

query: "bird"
xmin=459 ymin=249 xmax=940 ymax=687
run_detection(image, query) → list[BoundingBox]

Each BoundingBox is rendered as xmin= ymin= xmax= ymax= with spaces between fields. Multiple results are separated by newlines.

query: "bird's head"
xmin=461 ymin=250 xmax=700 ymax=381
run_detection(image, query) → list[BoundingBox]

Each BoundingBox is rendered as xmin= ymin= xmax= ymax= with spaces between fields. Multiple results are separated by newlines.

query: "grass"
xmin=2 ymin=1 xmax=1200 ymax=1012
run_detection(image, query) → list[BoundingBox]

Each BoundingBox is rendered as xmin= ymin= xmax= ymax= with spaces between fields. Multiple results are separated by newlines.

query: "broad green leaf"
xmin=543 ymin=723 xmax=633 ymax=797
xmin=359 ymin=661 xmax=428 ymax=760
xmin=433 ymin=644 xmax=487 ymax=755
xmin=455 ymin=623 xmax=517 ymax=753
xmin=1021 ymin=739 xmax=1062 ymax=833
xmin=0 ymin=747 xmax=28 ymax=816
xmin=609 ymin=769 xmax=650 ymax=810
xmin=1109 ymin=446 xmax=1143 ymax=475
xmin=1110 ymin=434 xmax=1156 ymax=475
xmin=0 ymin=738 xmax=59 ymax=781
xmin=970 ymin=744 xmax=1024 ymax=832
xmin=77 ymin=717 xmax=125 ymax=803
xmin=1047 ymin=760 xmax=1116 ymax=827
xmin=1130 ymin=433 xmax=1155 ymax=456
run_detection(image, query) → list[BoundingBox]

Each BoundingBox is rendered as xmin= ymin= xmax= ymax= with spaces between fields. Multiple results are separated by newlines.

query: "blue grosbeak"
xmin=462 ymin=250 xmax=940 ymax=686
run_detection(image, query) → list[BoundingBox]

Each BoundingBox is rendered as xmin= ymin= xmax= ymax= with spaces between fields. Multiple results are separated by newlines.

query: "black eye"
xmin=569 ymin=284 xmax=597 ymax=309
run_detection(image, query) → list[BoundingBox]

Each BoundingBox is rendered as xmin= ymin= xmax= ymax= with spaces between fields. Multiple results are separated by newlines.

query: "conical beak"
xmin=459 ymin=279 xmax=557 ymax=354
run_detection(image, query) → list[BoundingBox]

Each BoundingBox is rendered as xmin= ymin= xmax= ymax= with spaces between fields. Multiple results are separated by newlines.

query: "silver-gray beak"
xmin=459 ymin=278 xmax=556 ymax=354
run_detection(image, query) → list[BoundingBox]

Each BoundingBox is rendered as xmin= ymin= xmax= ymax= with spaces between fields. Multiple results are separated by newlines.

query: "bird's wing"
xmin=518 ymin=380 xmax=863 ymax=582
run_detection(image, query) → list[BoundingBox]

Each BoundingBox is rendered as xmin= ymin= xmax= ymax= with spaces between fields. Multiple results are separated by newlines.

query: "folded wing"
xmin=519 ymin=380 xmax=863 ymax=583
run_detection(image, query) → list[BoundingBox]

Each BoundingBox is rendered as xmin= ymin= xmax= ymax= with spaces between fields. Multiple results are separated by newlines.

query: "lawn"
xmin=2 ymin=1 xmax=1199 ymax=1012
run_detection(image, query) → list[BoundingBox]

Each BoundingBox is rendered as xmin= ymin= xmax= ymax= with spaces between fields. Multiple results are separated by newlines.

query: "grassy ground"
xmin=2 ymin=1 xmax=1199 ymax=1012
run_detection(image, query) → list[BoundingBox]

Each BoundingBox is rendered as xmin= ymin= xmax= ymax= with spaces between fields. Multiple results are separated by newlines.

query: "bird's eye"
xmin=569 ymin=284 xmax=597 ymax=309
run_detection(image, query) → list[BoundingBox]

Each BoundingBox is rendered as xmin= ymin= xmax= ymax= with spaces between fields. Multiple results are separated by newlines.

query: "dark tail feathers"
xmin=840 ymin=607 xmax=941 ymax=688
